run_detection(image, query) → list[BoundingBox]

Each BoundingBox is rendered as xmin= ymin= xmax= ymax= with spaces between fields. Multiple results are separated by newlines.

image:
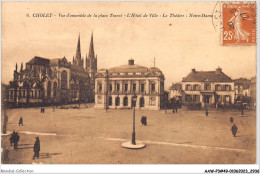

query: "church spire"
xmin=75 ymin=33 xmax=81 ymax=60
xmin=20 ymin=63 xmax=23 ymax=72
xmin=88 ymin=31 xmax=95 ymax=59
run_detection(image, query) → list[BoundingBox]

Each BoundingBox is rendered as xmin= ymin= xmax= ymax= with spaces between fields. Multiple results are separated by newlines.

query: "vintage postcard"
xmin=1 ymin=1 xmax=258 ymax=173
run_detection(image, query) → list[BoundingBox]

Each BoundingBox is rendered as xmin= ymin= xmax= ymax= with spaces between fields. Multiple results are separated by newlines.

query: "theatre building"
xmin=94 ymin=59 xmax=165 ymax=110
xmin=182 ymin=68 xmax=235 ymax=107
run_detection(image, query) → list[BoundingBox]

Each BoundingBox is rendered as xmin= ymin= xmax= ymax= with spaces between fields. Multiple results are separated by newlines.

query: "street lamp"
xmin=121 ymin=93 xmax=145 ymax=149
xmin=131 ymin=93 xmax=137 ymax=145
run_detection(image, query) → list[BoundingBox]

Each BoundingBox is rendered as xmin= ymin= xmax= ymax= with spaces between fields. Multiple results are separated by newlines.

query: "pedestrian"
xmin=175 ymin=107 xmax=178 ymax=113
xmin=241 ymin=108 xmax=244 ymax=116
xmin=13 ymin=131 xmax=20 ymax=149
xmin=141 ymin=116 xmax=144 ymax=126
xmin=144 ymin=116 xmax=147 ymax=126
xmin=43 ymin=107 xmax=45 ymax=113
xmin=40 ymin=107 xmax=42 ymax=113
xmin=19 ymin=117 xmax=23 ymax=126
xmin=172 ymin=109 xmax=175 ymax=114
xmin=230 ymin=117 xmax=233 ymax=124
xmin=231 ymin=124 xmax=238 ymax=137
xmin=9 ymin=131 xmax=15 ymax=146
xmin=206 ymin=109 xmax=209 ymax=117
xmin=33 ymin=137 xmax=40 ymax=160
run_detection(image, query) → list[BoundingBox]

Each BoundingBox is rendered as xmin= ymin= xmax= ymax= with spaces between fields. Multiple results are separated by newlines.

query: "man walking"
xmin=9 ymin=131 xmax=15 ymax=146
xmin=205 ymin=109 xmax=209 ymax=117
xmin=19 ymin=117 xmax=23 ymax=126
xmin=11 ymin=131 xmax=20 ymax=149
xmin=231 ymin=124 xmax=238 ymax=137
xmin=230 ymin=117 xmax=234 ymax=124
xmin=141 ymin=116 xmax=144 ymax=126
xmin=144 ymin=116 xmax=147 ymax=126
xmin=33 ymin=137 xmax=40 ymax=160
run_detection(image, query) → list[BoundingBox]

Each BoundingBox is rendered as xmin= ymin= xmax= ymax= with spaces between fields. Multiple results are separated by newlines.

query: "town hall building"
xmin=94 ymin=59 xmax=165 ymax=110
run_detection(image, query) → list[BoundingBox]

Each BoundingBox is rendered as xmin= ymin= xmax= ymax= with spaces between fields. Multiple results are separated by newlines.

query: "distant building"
xmin=5 ymin=34 xmax=97 ymax=107
xmin=249 ymin=76 xmax=256 ymax=107
xmin=94 ymin=59 xmax=165 ymax=110
xmin=234 ymin=78 xmax=251 ymax=101
xmin=169 ymin=82 xmax=182 ymax=100
xmin=182 ymin=67 xmax=235 ymax=107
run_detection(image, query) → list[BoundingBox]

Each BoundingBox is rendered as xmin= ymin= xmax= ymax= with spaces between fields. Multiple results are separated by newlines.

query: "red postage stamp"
xmin=221 ymin=3 xmax=256 ymax=45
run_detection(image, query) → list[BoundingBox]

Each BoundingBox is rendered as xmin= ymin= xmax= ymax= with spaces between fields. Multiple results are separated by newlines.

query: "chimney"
xmin=192 ymin=68 xmax=196 ymax=73
xmin=216 ymin=67 xmax=222 ymax=74
xmin=128 ymin=59 xmax=134 ymax=65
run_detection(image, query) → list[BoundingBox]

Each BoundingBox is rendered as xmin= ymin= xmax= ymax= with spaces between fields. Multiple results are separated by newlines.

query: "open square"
xmin=1 ymin=106 xmax=256 ymax=164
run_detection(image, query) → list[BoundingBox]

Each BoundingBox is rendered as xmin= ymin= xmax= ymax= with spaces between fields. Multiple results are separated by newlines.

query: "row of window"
xmin=7 ymin=90 xmax=42 ymax=99
xmin=184 ymin=94 xmax=232 ymax=103
xmin=109 ymin=72 xmax=143 ymax=76
xmin=185 ymin=95 xmax=200 ymax=102
xmin=7 ymin=89 xmax=58 ymax=99
xmin=98 ymin=83 xmax=156 ymax=93
xmin=108 ymin=96 xmax=145 ymax=107
xmin=185 ymin=84 xmax=232 ymax=91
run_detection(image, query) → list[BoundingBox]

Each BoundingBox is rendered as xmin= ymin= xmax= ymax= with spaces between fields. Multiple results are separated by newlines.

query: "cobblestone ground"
xmin=1 ymin=105 xmax=256 ymax=164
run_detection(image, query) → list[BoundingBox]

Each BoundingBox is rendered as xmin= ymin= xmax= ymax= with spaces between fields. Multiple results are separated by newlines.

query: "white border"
xmin=0 ymin=0 xmax=259 ymax=173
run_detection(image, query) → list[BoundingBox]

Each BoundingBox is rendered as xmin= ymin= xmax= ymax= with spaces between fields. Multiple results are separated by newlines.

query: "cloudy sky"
xmin=1 ymin=1 xmax=256 ymax=89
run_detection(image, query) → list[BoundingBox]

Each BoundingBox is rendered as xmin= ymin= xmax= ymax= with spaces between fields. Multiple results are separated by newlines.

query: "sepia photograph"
xmin=1 ymin=0 xmax=258 ymax=173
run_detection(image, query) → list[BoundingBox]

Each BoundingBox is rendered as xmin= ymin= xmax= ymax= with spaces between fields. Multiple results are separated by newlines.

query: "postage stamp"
xmin=221 ymin=3 xmax=256 ymax=45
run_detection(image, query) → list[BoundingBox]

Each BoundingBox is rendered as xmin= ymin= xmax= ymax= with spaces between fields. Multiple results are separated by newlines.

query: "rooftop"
xmin=108 ymin=59 xmax=162 ymax=74
xmin=182 ymin=68 xmax=233 ymax=82
xmin=27 ymin=56 xmax=50 ymax=67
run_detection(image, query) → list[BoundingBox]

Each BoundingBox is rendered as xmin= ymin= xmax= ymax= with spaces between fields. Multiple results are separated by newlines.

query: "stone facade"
xmin=182 ymin=68 xmax=235 ymax=107
xmin=5 ymin=34 xmax=97 ymax=107
xmin=94 ymin=59 xmax=165 ymax=110
xmin=169 ymin=83 xmax=182 ymax=100
xmin=234 ymin=78 xmax=251 ymax=100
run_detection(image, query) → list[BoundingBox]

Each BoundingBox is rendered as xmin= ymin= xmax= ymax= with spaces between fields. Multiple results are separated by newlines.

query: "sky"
xmin=1 ymin=1 xmax=257 ymax=89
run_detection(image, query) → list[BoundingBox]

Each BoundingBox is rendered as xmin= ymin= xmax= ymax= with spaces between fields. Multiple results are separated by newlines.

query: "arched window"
xmin=123 ymin=96 xmax=128 ymax=106
xmin=140 ymin=97 xmax=145 ymax=107
xmin=108 ymin=96 xmax=112 ymax=106
xmin=61 ymin=70 xmax=68 ymax=89
xmin=115 ymin=97 xmax=120 ymax=106
xmin=47 ymin=81 xmax=52 ymax=98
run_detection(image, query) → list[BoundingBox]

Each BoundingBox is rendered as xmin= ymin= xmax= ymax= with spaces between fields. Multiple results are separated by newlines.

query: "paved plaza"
xmin=1 ymin=105 xmax=256 ymax=164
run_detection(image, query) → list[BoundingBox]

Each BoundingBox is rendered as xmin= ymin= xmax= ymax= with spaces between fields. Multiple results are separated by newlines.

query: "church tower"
xmin=73 ymin=34 xmax=84 ymax=68
xmin=85 ymin=32 xmax=97 ymax=79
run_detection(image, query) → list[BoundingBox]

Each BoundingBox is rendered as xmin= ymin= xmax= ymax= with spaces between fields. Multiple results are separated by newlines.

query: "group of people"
xmin=40 ymin=107 xmax=45 ymax=113
xmin=9 ymin=131 xmax=20 ymax=149
xmin=9 ymin=130 xmax=41 ymax=160
xmin=141 ymin=116 xmax=147 ymax=126
xmin=205 ymin=108 xmax=238 ymax=137
xmin=172 ymin=107 xmax=178 ymax=114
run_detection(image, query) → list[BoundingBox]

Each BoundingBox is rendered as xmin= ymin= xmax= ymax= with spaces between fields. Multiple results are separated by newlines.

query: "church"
xmin=5 ymin=33 xmax=97 ymax=107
